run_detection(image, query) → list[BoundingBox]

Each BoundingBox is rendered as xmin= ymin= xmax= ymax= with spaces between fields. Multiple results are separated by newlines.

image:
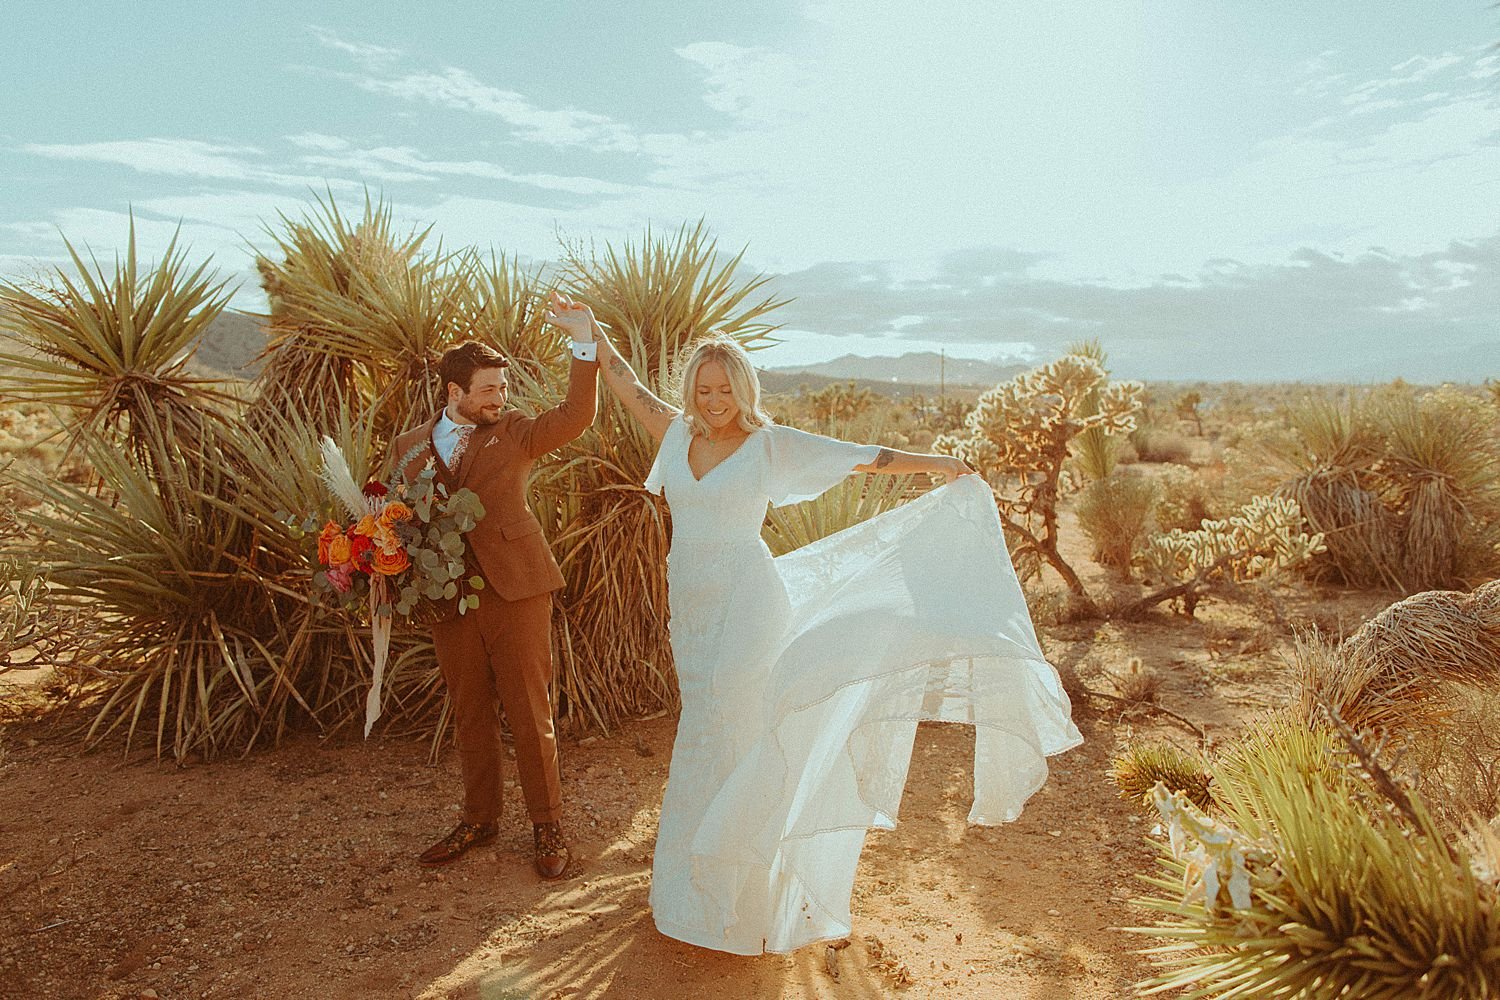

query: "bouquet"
xmin=287 ymin=437 xmax=486 ymax=736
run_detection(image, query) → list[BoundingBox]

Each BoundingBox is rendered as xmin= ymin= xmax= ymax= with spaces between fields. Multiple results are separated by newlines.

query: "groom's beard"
xmin=453 ymin=395 xmax=505 ymax=425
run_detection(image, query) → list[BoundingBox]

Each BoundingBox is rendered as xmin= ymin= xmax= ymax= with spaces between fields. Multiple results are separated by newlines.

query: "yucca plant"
xmin=1076 ymin=472 xmax=1159 ymax=579
xmin=1378 ymin=388 xmax=1500 ymax=590
xmin=11 ymin=440 xmax=303 ymax=758
xmin=1131 ymin=718 xmax=1500 ymax=998
xmin=763 ymin=472 xmax=919 ymax=556
xmin=1110 ymin=739 xmax=1215 ymax=812
xmin=1263 ymin=387 xmax=1500 ymax=591
xmin=0 ymin=218 xmax=239 ymax=477
xmin=1068 ymin=338 xmax=1119 ymax=481
xmin=1263 ymin=394 xmax=1401 ymax=589
xmin=250 ymin=191 xmax=432 ymax=434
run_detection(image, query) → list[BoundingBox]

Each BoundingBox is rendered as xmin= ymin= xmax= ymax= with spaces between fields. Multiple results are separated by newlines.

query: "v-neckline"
xmin=686 ymin=426 xmax=757 ymax=483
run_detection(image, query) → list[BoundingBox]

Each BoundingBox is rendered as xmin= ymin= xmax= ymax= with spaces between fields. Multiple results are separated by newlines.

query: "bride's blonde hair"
xmin=678 ymin=335 xmax=772 ymax=437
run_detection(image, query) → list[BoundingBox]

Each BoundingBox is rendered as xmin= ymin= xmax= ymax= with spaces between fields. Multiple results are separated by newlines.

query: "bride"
xmin=545 ymin=292 xmax=1082 ymax=955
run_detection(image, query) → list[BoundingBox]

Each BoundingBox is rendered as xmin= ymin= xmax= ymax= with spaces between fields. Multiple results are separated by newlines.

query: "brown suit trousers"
xmin=390 ymin=357 xmax=598 ymax=826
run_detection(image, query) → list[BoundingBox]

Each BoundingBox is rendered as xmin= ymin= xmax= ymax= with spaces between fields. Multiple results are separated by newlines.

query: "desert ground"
xmin=0 ymin=551 xmax=1389 ymax=1000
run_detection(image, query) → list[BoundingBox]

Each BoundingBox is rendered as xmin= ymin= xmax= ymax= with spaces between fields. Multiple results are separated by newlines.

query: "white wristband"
xmin=570 ymin=340 xmax=598 ymax=363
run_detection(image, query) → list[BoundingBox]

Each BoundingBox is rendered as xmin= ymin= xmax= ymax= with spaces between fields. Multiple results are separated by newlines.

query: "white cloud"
xmin=1343 ymin=52 xmax=1466 ymax=106
xmin=294 ymin=144 xmax=635 ymax=196
xmin=21 ymin=138 xmax=344 ymax=190
xmin=766 ymin=234 xmax=1500 ymax=380
xmin=344 ymin=67 xmax=642 ymax=151
xmin=307 ymin=26 xmax=403 ymax=68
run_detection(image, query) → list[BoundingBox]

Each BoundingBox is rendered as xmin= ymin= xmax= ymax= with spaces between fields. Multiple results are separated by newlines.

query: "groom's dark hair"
xmin=438 ymin=342 xmax=510 ymax=393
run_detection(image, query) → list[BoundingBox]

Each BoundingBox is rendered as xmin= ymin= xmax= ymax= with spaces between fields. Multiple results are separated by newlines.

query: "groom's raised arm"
xmin=509 ymin=354 xmax=599 ymax=459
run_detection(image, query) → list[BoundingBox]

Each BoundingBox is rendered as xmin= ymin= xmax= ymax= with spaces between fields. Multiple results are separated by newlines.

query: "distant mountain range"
xmin=766 ymin=352 xmax=1025 ymax=387
xmin=1308 ymin=341 xmax=1500 ymax=386
xmin=188 ymin=311 xmax=1494 ymax=389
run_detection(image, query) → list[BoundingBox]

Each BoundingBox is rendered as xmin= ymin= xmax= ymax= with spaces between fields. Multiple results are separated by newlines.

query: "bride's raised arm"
xmin=545 ymin=290 xmax=679 ymax=443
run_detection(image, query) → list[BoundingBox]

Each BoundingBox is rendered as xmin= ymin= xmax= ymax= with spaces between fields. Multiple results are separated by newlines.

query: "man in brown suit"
xmin=389 ymin=321 xmax=598 ymax=878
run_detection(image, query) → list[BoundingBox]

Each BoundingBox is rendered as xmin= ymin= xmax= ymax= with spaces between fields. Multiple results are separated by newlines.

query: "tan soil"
xmin=0 ymin=572 xmax=1389 ymax=1000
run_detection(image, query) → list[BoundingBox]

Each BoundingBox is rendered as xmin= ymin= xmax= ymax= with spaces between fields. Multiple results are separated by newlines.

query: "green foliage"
xmin=1075 ymin=472 xmax=1159 ymax=578
xmin=763 ymin=474 xmax=919 ymax=556
xmin=1131 ymin=719 xmax=1500 ymax=999
xmin=1133 ymin=495 xmax=1325 ymax=616
xmin=0 ymin=217 xmax=238 ymax=474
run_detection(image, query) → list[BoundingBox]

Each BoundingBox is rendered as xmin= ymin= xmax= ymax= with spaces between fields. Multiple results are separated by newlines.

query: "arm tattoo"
xmin=608 ymin=356 xmax=631 ymax=378
xmin=636 ymin=385 xmax=673 ymax=415
xmin=874 ymin=448 xmax=897 ymax=470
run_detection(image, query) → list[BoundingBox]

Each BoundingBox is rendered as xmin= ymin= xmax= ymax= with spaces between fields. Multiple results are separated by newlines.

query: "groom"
xmin=389 ymin=322 xmax=598 ymax=878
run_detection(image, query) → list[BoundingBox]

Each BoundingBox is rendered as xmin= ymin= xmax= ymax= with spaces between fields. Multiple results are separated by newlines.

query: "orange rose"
xmin=352 ymin=514 xmax=379 ymax=537
xmin=317 ymin=521 xmax=342 ymax=564
xmin=380 ymin=500 xmax=413 ymax=524
xmin=370 ymin=546 xmax=410 ymax=577
xmin=326 ymin=533 xmax=353 ymax=567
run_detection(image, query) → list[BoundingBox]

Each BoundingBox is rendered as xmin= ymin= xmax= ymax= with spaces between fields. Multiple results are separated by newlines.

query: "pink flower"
xmin=326 ymin=563 xmax=355 ymax=594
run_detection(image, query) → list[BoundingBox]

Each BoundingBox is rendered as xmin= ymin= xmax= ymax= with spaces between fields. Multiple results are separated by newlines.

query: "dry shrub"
xmin=1133 ymin=428 xmax=1194 ymax=464
xmin=1339 ymin=578 xmax=1500 ymax=688
xmin=1292 ymin=629 xmax=1443 ymax=735
xmin=1074 ymin=472 xmax=1158 ymax=578
xmin=1152 ymin=463 xmax=1217 ymax=532
xmin=1025 ymin=585 xmax=1096 ymax=627
xmin=1111 ymin=656 xmax=1162 ymax=706
xmin=1403 ymin=684 xmax=1500 ymax=829
xmin=1201 ymin=622 xmax=1278 ymax=660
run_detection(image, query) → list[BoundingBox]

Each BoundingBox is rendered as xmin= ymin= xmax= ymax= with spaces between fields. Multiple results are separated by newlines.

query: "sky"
xmin=1 ymin=1 xmax=1497 ymax=380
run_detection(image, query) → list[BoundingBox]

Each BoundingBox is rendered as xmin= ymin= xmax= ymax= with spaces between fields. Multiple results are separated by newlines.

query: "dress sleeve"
xmin=763 ymin=423 xmax=883 ymax=508
xmin=643 ymin=416 xmax=685 ymax=496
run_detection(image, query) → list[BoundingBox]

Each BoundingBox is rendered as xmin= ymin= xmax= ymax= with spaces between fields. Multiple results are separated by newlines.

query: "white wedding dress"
xmin=644 ymin=416 xmax=1082 ymax=955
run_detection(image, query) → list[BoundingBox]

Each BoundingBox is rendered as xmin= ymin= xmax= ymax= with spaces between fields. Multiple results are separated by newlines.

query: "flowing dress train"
xmin=644 ymin=417 xmax=1082 ymax=954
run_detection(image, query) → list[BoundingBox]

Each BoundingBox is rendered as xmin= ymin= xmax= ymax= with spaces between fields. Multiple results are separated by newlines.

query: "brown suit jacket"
xmin=389 ymin=357 xmax=598 ymax=609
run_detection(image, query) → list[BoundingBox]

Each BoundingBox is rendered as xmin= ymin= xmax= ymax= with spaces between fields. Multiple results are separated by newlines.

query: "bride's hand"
xmin=544 ymin=291 xmax=597 ymax=344
xmin=936 ymin=456 xmax=975 ymax=481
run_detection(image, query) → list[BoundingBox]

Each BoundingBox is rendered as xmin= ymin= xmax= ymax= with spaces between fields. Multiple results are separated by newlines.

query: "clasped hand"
xmin=543 ymin=290 xmax=601 ymax=346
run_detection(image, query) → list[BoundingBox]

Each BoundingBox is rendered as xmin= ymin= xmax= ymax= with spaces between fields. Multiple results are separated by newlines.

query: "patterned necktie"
xmin=449 ymin=425 xmax=474 ymax=469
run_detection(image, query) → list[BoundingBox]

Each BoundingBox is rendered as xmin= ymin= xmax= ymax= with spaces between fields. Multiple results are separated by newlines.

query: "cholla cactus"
xmin=1128 ymin=495 xmax=1326 ymax=617
xmin=935 ymin=355 xmax=1143 ymax=598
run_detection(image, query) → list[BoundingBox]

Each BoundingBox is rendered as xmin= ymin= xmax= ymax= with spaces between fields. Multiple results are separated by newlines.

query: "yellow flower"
xmin=352 ymin=514 xmax=379 ymax=537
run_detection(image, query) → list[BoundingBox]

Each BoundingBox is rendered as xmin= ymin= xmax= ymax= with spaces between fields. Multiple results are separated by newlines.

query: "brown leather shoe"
xmin=533 ymin=821 xmax=571 ymax=880
xmin=418 ymin=820 xmax=498 ymax=866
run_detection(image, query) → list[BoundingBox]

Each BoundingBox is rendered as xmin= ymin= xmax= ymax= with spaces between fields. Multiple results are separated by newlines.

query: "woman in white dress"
xmin=544 ymin=292 xmax=1082 ymax=955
